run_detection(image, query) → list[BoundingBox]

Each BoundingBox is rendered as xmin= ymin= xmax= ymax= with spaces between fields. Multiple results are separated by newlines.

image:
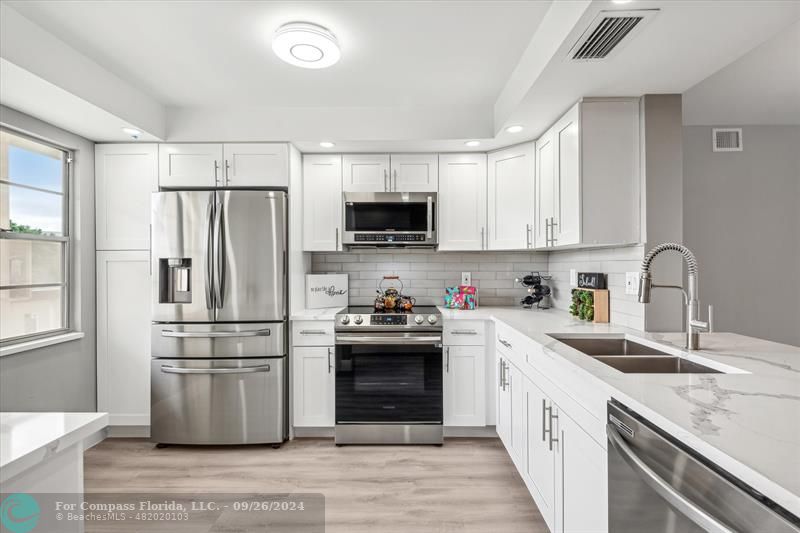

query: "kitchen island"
xmin=0 ymin=412 xmax=108 ymax=493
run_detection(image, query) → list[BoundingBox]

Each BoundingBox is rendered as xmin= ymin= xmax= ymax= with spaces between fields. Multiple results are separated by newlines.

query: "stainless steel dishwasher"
xmin=606 ymin=400 xmax=799 ymax=533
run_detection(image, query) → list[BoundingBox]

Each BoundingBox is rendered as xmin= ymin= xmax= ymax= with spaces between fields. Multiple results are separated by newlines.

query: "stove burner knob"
xmin=427 ymin=315 xmax=438 ymax=324
xmin=353 ymin=315 xmax=364 ymax=325
xmin=414 ymin=315 xmax=425 ymax=325
xmin=340 ymin=315 xmax=350 ymax=325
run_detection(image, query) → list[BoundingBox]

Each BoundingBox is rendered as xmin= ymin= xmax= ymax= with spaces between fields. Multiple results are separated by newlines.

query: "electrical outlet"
xmin=461 ymin=272 xmax=471 ymax=286
xmin=569 ymin=269 xmax=578 ymax=287
xmin=625 ymin=272 xmax=640 ymax=295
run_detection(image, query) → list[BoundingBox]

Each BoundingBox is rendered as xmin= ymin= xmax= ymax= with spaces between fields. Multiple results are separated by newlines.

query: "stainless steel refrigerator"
xmin=150 ymin=190 xmax=287 ymax=445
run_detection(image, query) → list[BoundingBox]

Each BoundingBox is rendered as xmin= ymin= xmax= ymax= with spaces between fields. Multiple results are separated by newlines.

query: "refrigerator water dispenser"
xmin=159 ymin=258 xmax=192 ymax=303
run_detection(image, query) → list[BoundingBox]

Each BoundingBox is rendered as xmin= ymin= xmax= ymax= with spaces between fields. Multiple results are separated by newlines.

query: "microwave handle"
xmin=426 ymin=195 xmax=433 ymax=239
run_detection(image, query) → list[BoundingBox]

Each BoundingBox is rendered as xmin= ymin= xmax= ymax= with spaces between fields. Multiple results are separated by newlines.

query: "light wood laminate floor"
xmin=85 ymin=437 xmax=547 ymax=533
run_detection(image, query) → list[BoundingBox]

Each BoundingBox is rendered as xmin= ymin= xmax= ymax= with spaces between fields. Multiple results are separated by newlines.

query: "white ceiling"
xmin=6 ymin=0 xmax=549 ymax=109
xmin=2 ymin=0 xmax=799 ymax=148
xmin=683 ymin=20 xmax=800 ymax=126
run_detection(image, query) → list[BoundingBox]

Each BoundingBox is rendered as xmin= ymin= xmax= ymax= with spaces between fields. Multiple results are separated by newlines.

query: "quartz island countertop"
xmin=439 ymin=305 xmax=800 ymax=516
xmin=0 ymin=412 xmax=108 ymax=485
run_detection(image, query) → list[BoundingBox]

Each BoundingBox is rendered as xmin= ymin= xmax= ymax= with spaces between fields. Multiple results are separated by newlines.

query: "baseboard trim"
xmin=107 ymin=425 xmax=151 ymax=438
xmin=291 ymin=426 xmax=497 ymax=439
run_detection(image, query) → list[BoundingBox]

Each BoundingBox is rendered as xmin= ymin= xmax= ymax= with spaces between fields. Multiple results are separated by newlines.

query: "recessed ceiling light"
xmin=319 ymin=141 xmax=335 ymax=148
xmin=612 ymin=0 xmax=633 ymax=3
xmin=464 ymin=140 xmax=481 ymax=147
xmin=121 ymin=127 xmax=141 ymax=139
xmin=505 ymin=125 xmax=524 ymax=133
xmin=273 ymin=22 xmax=340 ymax=69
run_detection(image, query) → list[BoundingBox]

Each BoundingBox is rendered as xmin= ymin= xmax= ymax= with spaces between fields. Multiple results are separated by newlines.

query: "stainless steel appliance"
xmin=342 ymin=192 xmax=437 ymax=247
xmin=150 ymin=190 xmax=288 ymax=446
xmin=607 ymin=400 xmax=800 ymax=532
xmin=334 ymin=306 xmax=443 ymax=444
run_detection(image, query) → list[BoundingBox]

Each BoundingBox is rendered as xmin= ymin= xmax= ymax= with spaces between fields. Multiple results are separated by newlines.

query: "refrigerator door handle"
xmin=214 ymin=200 xmax=226 ymax=309
xmin=204 ymin=201 xmax=214 ymax=309
xmin=161 ymin=329 xmax=271 ymax=338
xmin=160 ymin=365 xmax=271 ymax=375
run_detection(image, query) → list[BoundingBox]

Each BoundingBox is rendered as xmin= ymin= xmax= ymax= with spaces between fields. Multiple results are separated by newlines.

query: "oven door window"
xmin=344 ymin=202 xmax=434 ymax=232
xmin=336 ymin=344 xmax=443 ymax=423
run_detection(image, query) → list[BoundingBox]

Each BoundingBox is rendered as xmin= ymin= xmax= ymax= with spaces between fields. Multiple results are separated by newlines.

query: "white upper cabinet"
xmin=534 ymin=98 xmax=641 ymax=249
xmin=159 ymin=143 xmax=223 ymax=188
xmin=342 ymin=154 xmax=390 ymax=192
xmin=534 ymin=131 xmax=555 ymax=248
xmin=554 ymin=106 xmax=580 ymax=247
xmin=444 ymin=345 xmax=486 ymax=427
xmin=95 ymin=144 xmax=158 ymax=250
xmin=487 ymin=143 xmax=535 ymax=250
xmin=390 ymin=154 xmax=438 ymax=192
xmin=303 ymin=154 xmax=343 ymax=251
xmin=438 ymin=153 xmax=487 ymax=250
xmin=222 ymin=143 xmax=288 ymax=187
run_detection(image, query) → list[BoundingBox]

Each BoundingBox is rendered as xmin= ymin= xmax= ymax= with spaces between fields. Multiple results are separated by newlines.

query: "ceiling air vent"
xmin=569 ymin=9 xmax=659 ymax=61
xmin=713 ymin=128 xmax=743 ymax=152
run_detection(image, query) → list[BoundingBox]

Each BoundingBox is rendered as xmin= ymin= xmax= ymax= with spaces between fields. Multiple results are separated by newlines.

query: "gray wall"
xmin=683 ymin=125 xmax=800 ymax=346
xmin=641 ymin=95 xmax=686 ymax=332
xmin=0 ymin=105 xmax=96 ymax=411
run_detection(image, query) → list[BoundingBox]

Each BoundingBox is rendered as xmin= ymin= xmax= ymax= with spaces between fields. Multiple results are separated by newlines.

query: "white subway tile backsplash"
xmin=310 ymin=245 xmax=645 ymax=327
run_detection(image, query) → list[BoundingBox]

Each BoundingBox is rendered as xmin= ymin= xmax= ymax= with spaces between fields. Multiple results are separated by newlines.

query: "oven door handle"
xmin=336 ymin=335 xmax=442 ymax=345
xmin=606 ymin=423 xmax=733 ymax=533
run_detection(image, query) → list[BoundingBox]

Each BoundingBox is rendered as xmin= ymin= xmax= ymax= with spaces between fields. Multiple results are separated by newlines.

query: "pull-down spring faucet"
xmin=639 ymin=243 xmax=713 ymax=350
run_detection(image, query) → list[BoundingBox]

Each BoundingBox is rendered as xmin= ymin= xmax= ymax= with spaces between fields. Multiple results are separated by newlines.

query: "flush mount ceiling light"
xmin=612 ymin=0 xmax=634 ymax=4
xmin=319 ymin=141 xmax=335 ymax=148
xmin=121 ymin=127 xmax=141 ymax=139
xmin=505 ymin=125 xmax=524 ymax=133
xmin=273 ymin=22 xmax=340 ymax=69
xmin=464 ymin=140 xmax=481 ymax=147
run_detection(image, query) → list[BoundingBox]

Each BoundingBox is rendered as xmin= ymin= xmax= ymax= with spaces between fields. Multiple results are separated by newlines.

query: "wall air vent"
xmin=712 ymin=128 xmax=743 ymax=152
xmin=569 ymin=9 xmax=659 ymax=61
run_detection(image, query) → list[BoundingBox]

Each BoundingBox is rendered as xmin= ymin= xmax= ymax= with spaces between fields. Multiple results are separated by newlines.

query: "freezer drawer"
xmin=151 ymin=357 xmax=287 ymax=445
xmin=151 ymin=322 xmax=285 ymax=358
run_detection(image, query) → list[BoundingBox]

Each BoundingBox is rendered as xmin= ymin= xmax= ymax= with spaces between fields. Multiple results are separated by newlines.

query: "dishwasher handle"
xmin=606 ymin=423 xmax=734 ymax=533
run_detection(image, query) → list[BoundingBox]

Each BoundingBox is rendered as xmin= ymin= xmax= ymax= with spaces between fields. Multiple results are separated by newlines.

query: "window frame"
xmin=0 ymin=126 xmax=72 ymax=347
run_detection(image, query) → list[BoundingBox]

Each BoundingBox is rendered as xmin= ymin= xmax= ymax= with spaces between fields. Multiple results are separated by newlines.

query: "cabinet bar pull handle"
xmin=548 ymin=407 xmax=559 ymax=451
xmin=300 ymin=330 xmax=327 ymax=335
xmin=328 ymin=347 xmax=333 ymax=373
xmin=481 ymin=226 xmax=485 ymax=250
xmin=451 ymin=330 xmax=477 ymax=335
xmin=445 ymin=346 xmax=450 ymax=372
xmin=384 ymin=169 xmax=388 ymax=192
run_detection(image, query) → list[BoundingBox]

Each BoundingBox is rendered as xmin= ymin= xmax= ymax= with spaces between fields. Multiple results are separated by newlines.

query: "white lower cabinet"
xmin=443 ymin=345 xmax=485 ymax=426
xmin=525 ymin=377 xmax=557 ymax=530
xmin=495 ymin=329 xmax=608 ymax=533
xmin=292 ymin=346 xmax=335 ymax=427
xmin=555 ymin=406 xmax=608 ymax=533
xmin=96 ymin=251 xmax=151 ymax=426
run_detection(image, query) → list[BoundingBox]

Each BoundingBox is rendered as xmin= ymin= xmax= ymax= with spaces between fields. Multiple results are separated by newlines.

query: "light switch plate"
xmin=461 ymin=272 xmax=472 ymax=286
xmin=569 ymin=269 xmax=578 ymax=287
xmin=625 ymin=272 xmax=640 ymax=295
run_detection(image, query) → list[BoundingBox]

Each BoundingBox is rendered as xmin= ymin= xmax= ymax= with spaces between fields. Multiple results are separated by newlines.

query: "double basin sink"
xmin=548 ymin=335 xmax=722 ymax=374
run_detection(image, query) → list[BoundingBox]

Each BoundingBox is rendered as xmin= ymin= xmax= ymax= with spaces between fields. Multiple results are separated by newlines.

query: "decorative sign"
xmin=577 ymin=272 xmax=606 ymax=289
xmin=306 ymin=274 xmax=349 ymax=309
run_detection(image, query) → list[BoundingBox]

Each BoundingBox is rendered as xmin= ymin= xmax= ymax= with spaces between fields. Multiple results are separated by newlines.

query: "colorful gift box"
xmin=444 ymin=285 xmax=478 ymax=309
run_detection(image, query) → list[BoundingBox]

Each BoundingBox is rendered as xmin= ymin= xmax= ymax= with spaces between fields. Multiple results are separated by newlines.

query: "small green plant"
xmin=570 ymin=289 xmax=595 ymax=321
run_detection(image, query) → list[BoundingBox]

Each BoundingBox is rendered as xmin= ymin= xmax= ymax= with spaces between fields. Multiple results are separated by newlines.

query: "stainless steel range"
xmin=334 ymin=306 xmax=443 ymax=445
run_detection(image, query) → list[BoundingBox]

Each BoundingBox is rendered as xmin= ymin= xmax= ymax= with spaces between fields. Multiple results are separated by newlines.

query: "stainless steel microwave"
xmin=342 ymin=192 xmax=437 ymax=247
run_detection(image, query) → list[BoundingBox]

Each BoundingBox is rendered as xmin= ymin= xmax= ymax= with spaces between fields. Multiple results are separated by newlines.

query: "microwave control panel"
xmin=353 ymin=233 xmax=427 ymax=242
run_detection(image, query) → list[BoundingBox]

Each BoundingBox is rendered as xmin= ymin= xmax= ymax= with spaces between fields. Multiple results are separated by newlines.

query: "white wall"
xmin=683 ymin=125 xmax=800 ymax=346
xmin=0 ymin=105 xmax=96 ymax=411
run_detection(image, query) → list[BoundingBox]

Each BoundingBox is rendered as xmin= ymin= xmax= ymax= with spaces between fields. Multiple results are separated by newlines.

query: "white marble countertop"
xmin=290 ymin=307 xmax=344 ymax=320
xmin=439 ymin=306 xmax=800 ymax=516
xmin=0 ymin=412 xmax=108 ymax=483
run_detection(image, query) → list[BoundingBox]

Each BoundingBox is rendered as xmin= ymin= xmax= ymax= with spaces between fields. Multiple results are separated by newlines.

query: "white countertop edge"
xmin=290 ymin=307 xmax=345 ymax=320
xmin=0 ymin=331 xmax=85 ymax=357
xmin=437 ymin=306 xmax=800 ymax=516
xmin=0 ymin=412 xmax=109 ymax=484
